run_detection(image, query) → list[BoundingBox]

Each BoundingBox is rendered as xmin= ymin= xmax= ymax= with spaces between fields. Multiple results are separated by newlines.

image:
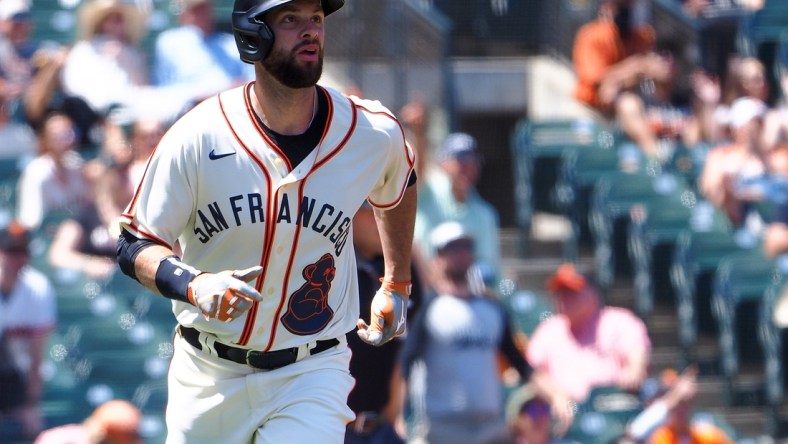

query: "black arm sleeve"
xmin=498 ymin=305 xmax=533 ymax=381
xmin=116 ymin=228 xmax=159 ymax=281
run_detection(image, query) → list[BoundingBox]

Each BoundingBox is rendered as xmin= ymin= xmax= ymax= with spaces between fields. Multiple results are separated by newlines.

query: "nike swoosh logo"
xmin=209 ymin=149 xmax=236 ymax=160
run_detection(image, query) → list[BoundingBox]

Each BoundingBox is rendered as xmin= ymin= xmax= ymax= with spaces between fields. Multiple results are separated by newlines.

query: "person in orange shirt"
xmin=573 ymin=0 xmax=675 ymax=159
xmin=646 ymin=369 xmax=735 ymax=444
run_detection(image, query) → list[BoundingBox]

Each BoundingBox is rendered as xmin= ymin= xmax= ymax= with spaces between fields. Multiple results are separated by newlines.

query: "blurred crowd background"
xmin=0 ymin=0 xmax=786 ymax=443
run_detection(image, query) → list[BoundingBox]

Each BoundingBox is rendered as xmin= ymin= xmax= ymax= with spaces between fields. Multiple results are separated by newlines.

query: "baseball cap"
xmin=0 ymin=0 xmax=30 ymax=21
xmin=91 ymin=399 xmax=142 ymax=441
xmin=430 ymin=221 xmax=473 ymax=252
xmin=728 ymin=97 xmax=767 ymax=129
xmin=546 ymin=263 xmax=593 ymax=293
xmin=0 ymin=221 xmax=30 ymax=254
xmin=505 ymin=383 xmax=548 ymax=425
xmin=440 ymin=132 xmax=479 ymax=162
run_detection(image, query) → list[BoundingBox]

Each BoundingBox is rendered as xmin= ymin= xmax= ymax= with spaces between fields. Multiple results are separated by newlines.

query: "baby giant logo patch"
xmin=281 ymin=253 xmax=336 ymax=335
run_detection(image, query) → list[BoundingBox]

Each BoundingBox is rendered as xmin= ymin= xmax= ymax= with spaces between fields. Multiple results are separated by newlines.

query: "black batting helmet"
xmin=232 ymin=0 xmax=344 ymax=64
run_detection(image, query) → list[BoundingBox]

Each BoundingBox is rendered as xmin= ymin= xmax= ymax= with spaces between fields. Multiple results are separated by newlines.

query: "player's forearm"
xmin=133 ymin=243 xmax=181 ymax=293
xmin=374 ymin=186 xmax=417 ymax=284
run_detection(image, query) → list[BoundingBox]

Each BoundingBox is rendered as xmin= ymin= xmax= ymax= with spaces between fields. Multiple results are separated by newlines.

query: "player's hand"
xmin=187 ymin=265 xmax=264 ymax=322
xmin=357 ymin=281 xmax=409 ymax=346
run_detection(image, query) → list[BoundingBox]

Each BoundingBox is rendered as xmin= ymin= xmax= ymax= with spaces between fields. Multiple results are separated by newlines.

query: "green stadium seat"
xmin=511 ymin=117 xmax=608 ymax=255
xmin=712 ymin=248 xmax=778 ymax=405
xmin=554 ymin=145 xmax=621 ymax=261
xmin=502 ymin=288 xmax=553 ymax=337
xmin=589 ymin=170 xmax=689 ymax=294
xmin=757 ymin=275 xmax=788 ymax=435
xmin=670 ymin=227 xmax=748 ymax=366
xmin=627 ymin=194 xmax=695 ymax=318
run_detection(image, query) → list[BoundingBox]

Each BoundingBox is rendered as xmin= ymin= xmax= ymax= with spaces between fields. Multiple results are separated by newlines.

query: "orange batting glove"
xmin=187 ymin=265 xmax=264 ymax=322
xmin=357 ymin=279 xmax=410 ymax=346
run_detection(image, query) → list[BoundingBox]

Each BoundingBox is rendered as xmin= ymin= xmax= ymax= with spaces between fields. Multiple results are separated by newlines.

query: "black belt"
xmin=178 ymin=325 xmax=339 ymax=371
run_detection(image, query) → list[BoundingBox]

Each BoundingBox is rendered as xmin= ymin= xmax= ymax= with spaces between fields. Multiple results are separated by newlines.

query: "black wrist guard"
xmin=155 ymin=256 xmax=202 ymax=303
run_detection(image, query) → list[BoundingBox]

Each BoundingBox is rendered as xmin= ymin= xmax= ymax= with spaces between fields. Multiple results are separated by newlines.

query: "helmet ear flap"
xmin=232 ymin=7 xmax=275 ymax=64
xmin=232 ymin=21 xmax=273 ymax=64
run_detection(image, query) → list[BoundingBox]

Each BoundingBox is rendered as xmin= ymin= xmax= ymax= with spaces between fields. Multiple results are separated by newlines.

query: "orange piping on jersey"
xmin=260 ymin=87 xmax=338 ymax=350
xmin=351 ymin=103 xmax=416 ymax=209
xmin=245 ymin=82 xmax=294 ymax=172
xmin=218 ymin=88 xmax=277 ymax=346
xmin=122 ymin=123 xmax=180 ymax=220
xmin=119 ymin=221 xmax=173 ymax=250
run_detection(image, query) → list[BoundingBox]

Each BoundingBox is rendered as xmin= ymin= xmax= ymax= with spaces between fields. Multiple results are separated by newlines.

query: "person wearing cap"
xmin=59 ymin=0 xmax=149 ymax=121
xmin=526 ymin=263 xmax=651 ymax=436
xmin=414 ymin=132 xmax=500 ymax=290
xmin=0 ymin=220 xmax=56 ymax=439
xmin=699 ymin=96 xmax=769 ymax=226
xmin=505 ymin=383 xmax=553 ymax=444
xmin=0 ymin=0 xmax=38 ymax=120
xmin=400 ymin=221 xmax=531 ymax=444
xmin=152 ymin=0 xmax=254 ymax=108
xmin=34 ymin=399 xmax=143 ymax=444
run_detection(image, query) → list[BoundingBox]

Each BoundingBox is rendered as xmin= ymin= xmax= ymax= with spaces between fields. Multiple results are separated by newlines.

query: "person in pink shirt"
xmin=527 ymin=263 xmax=651 ymax=435
xmin=34 ymin=399 xmax=142 ymax=444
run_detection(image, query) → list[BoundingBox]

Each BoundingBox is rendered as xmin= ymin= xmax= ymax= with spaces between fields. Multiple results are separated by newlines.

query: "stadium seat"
xmin=589 ymin=170 xmax=689 ymax=294
xmin=758 ymin=275 xmax=788 ymax=435
xmin=554 ymin=145 xmax=621 ymax=261
xmin=670 ymin=227 xmax=748 ymax=366
xmin=501 ymin=287 xmax=553 ymax=337
xmin=627 ymin=194 xmax=695 ymax=318
xmin=712 ymin=248 xmax=778 ymax=405
xmin=511 ymin=117 xmax=607 ymax=255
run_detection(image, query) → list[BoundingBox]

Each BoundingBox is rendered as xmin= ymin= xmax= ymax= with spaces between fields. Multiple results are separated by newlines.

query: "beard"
xmin=262 ymin=42 xmax=323 ymax=88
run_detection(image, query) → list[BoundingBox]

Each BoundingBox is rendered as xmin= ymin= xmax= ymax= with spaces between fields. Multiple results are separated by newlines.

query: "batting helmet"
xmin=232 ymin=0 xmax=344 ymax=64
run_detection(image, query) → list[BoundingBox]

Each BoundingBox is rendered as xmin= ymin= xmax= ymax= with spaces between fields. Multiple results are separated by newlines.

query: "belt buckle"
xmin=245 ymin=348 xmax=297 ymax=370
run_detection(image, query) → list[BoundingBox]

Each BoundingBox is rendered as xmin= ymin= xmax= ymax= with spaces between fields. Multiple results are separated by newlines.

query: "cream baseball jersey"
xmin=120 ymin=83 xmax=415 ymax=351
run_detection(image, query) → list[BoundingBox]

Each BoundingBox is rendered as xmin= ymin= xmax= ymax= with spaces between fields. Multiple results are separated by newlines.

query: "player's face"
xmin=263 ymin=0 xmax=325 ymax=88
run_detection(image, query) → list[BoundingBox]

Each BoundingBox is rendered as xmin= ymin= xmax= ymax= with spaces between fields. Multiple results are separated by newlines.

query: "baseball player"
xmin=115 ymin=0 xmax=416 ymax=443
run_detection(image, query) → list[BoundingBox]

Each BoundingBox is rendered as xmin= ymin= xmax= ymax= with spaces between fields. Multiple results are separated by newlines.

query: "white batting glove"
xmin=357 ymin=280 xmax=410 ymax=346
xmin=187 ymin=265 xmax=264 ymax=322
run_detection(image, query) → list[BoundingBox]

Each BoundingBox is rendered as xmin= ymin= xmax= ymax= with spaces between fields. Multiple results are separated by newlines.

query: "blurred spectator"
xmin=61 ymin=0 xmax=148 ymax=120
xmin=0 ymin=221 xmax=56 ymax=439
xmin=505 ymin=383 xmax=553 ymax=444
xmin=527 ymin=263 xmax=651 ymax=435
xmin=126 ymin=117 xmax=164 ymax=192
xmin=699 ymin=96 xmax=768 ymax=225
xmin=615 ymin=40 xmax=699 ymax=160
xmin=762 ymin=59 xmax=787 ymax=151
xmin=0 ymin=67 xmax=36 ymax=160
xmin=625 ymin=366 xmax=698 ymax=441
xmin=153 ymin=0 xmax=253 ymax=107
xmin=643 ymin=368 xmax=734 ymax=444
xmin=400 ymin=222 xmax=531 ymax=444
xmin=399 ymin=97 xmax=430 ymax=183
xmin=761 ymin=144 xmax=788 ymax=257
xmin=572 ymin=0 xmax=663 ymax=114
xmin=0 ymin=0 xmax=39 ymax=121
xmin=47 ymin=162 xmax=130 ymax=280
xmin=345 ymin=201 xmax=423 ymax=444
xmin=413 ymin=133 xmax=500 ymax=286
xmin=16 ymin=111 xmax=89 ymax=230
xmin=34 ymin=399 xmax=142 ymax=444
xmin=716 ymin=57 xmax=770 ymax=134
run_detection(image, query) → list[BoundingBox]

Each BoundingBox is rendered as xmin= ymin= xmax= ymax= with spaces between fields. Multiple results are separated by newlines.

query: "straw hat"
xmin=78 ymin=0 xmax=147 ymax=44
